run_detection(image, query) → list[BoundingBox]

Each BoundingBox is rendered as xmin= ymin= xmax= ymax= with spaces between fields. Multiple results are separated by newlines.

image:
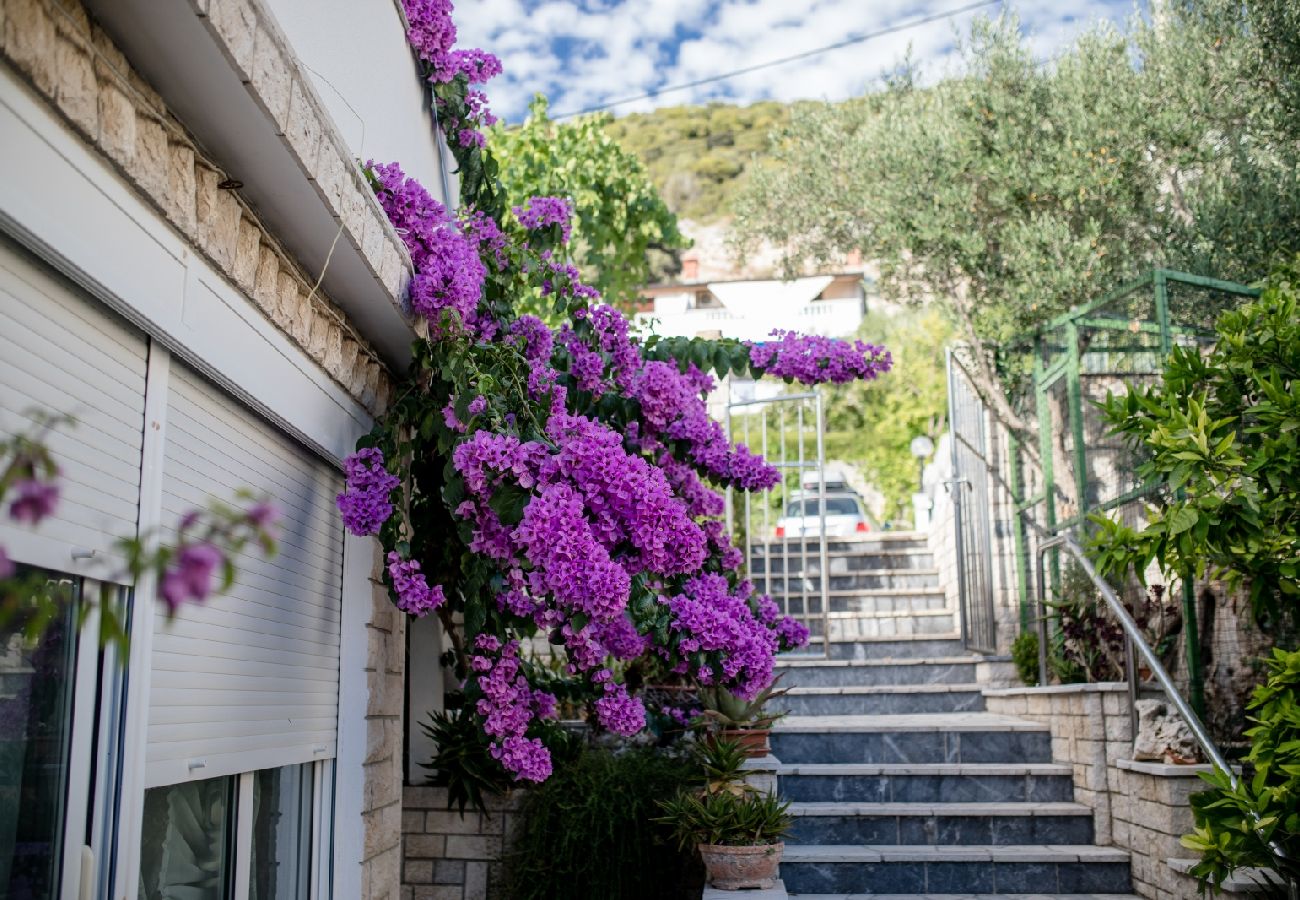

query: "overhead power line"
xmin=554 ymin=0 xmax=1002 ymax=118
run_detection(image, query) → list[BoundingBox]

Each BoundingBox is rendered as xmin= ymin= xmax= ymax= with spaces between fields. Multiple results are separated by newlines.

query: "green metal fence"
xmin=1004 ymin=270 xmax=1259 ymax=716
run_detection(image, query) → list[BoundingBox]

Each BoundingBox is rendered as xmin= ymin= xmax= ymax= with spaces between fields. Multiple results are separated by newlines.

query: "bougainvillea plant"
xmin=343 ymin=0 xmax=892 ymax=791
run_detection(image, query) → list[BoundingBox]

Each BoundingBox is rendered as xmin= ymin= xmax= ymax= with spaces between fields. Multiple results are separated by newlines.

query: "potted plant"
xmin=699 ymin=676 xmax=788 ymax=758
xmin=654 ymin=737 xmax=793 ymax=890
xmin=655 ymin=786 xmax=792 ymax=890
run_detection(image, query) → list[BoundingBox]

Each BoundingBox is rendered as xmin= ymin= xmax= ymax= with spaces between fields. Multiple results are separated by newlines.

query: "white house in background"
xmin=636 ymin=270 xmax=868 ymax=410
xmin=0 ymin=1 xmax=453 ymax=897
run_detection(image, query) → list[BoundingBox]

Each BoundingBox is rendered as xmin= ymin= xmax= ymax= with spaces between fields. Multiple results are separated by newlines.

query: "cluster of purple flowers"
xmin=386 ymin=552 xmax=447 ymax=616
xmin=749 ymin=330 xmax=893 ymax=385
xmin=336 ymin=447 xmax=400 ymax=536
xmin=7 ymin=477 xmax=58 ymax=525
xmin=513 ymin=196 xmax=573 ymax=244
xmin=368 ymin=161 xmax=486 ymax=335
xmin=471 ymin=635 xmax=555 ymax=782
xmin=592 ymin=669 xmax=646 ymax=735
xmin=340 ymin=0 xmax=885 ymax=785
xmin=398 ymin=1 xmax=502 ymax=150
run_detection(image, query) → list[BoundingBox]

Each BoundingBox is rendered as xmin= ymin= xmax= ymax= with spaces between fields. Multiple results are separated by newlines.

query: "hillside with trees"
xmin=601 ymin=101 xmax=796 ymax=223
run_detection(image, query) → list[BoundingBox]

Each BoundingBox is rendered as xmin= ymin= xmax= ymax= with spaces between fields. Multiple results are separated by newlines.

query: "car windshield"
xmin=785 ymin=496 xmax=861 ymax=517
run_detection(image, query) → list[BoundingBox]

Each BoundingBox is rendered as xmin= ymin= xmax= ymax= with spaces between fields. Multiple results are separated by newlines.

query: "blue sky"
xmin=457 ymin=0 xmax=1139 ymax=122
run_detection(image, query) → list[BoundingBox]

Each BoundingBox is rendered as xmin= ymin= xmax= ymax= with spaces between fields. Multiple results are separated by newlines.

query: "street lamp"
xmin=910 ymin=435 xmax=934 ymax=492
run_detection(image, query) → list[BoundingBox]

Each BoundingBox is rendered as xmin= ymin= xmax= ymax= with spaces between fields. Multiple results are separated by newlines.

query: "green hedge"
xmin=505 ymin=746 xmax=702 ymax=900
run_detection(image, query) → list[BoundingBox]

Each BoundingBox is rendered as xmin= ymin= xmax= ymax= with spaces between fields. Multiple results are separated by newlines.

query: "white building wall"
xmin=265 ymin=0 xmax=453 ymax=207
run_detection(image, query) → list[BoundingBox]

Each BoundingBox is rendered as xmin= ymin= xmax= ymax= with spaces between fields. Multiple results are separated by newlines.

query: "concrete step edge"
xmin=782 ymin=844 xmax=1130 ymax=864
xmin=776 ymin=656 xmax=980 ymax=669
xmin=788 ymin=801 xmax=1094 ymax=817
xmin=787 ymin=894 xmax=1141 ymax=899
xmin=776 ymin=763 xmax=1074 ymax=777
xmin=774 ymin=713 xmax=1048 ymax=733
xmin=786 ymin=683 xmax=985 ymax=697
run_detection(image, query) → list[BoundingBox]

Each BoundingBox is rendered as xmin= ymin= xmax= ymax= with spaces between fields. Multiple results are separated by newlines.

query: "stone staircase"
xmin=759 ymin=535 xmax=1138 ymax=899
xmin=750 ymin=533 xmax=953 ymax=642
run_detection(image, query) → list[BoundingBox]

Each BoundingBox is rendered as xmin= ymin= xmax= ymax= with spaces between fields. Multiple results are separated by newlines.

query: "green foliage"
xmin=654 ymin=789 xmax=792 ymax=850
xmin=692 ymin=737 xmax=749 ymax=795
xmin=1181 ymin=648 xmax=1300 ymax=892
xmin=505 ymin=747 xmax=702 ymax=900
xmin=733 ymin=7 xmax=1300 ymax=345
xmin=490 ymin=96 xmax=688 ymax=312
xmin=1089 ymin=259 xmax=1300 ymax=626
xmin=1011 ymin=630 xmax=1040 ymax=687
xmin=420 ymin=707 xmax=513 ymax=815
xmin=698 ymin=675 xmax=787 ymax=730
xmin=602 ymin=101 xmax=794 ymax=223
xmin=822 ymin=307 xmax=954 ymax=521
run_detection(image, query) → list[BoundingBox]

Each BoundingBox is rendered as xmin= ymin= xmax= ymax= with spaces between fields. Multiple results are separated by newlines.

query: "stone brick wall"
xmin=366 ymin=543 xmax=409 ymax=900
xmin=985 ymin=684 xmax=1133 ymax=843
xmin=1113 ymin=760 xmax=1208 ymax=899
xmin=0 ymin=0 xmax=402 ymax=412
xmin=401 ymin=786 xmax=524 ymax=900
xmin=985 ymin=684 xmax=1206 ymax=899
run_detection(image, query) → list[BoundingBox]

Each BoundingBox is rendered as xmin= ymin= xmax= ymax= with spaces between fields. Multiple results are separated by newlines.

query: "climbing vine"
xmin=340 ymin=0 xmax=893 ymax=785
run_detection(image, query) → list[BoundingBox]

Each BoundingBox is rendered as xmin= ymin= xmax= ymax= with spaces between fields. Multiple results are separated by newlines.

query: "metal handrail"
xmin=1034 ymin=534 xmax=1234 ymax=782
xmin=1034 ymin=533 xmax=1294 ymax=891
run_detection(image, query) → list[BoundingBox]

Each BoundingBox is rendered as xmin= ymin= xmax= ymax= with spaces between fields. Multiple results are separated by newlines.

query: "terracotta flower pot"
xmin=698 ymin=842 xmax=784 ymax=890
xmin=713 ymin=728 xmax=770 ymax=758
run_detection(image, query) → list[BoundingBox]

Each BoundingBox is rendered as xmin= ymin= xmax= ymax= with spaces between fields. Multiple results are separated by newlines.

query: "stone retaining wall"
xmin=401 ymin=786 xmax=524 ymax=900
xmin=984 ymin=684 xmax=1207 ymax=899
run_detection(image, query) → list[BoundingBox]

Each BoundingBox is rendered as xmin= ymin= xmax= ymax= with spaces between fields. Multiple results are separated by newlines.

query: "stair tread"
xmin=761 ymin=587 xmax=949 ymax=597
xmin=777 ymin=656 xmax=980 ymax=668
xmin=777 ymin=763 xmax=1073 ymax=776
xmin=776 ymin=714 xmax=1048 ymax=733
xmin=789 ymin=894 xmax=1141 ymax=899
xmin=789 ymin=802 xmax=1094 ymax=817
xmin=782 ymin=844 xmax=1129 ymax=863
xmin=786 ymin=683 xmax=984 ymax=696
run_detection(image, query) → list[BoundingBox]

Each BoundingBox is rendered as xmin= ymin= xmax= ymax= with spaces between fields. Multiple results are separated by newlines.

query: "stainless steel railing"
xmin=1033 ymin=533 xmax=1294 ymax=892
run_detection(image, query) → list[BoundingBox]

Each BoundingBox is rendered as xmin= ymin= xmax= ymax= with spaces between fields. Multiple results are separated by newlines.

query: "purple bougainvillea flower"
xmin=8 ymin=479 xmax=58 ymax=525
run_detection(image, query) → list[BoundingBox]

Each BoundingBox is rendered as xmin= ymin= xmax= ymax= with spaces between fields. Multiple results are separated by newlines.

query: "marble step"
xmin=775 ymin=656 xmax=981 ymax=688
xmin=755 ymin=571 xmax=945 ymax=593
xmin=824 ymin=611 xmax=957 ymax=641
xmin=787 ymin=801 xmax=1095 ymax=846
xmin=772 ymin=714 xmax=1052 ymax=766
xmin=780 ymin=684 xmax=987 ymax=717
xmin=754 ymin=551 xmax=942 ymax=575
xmin=753 ymin=533 xmax=930 ymax=555
xmin=815 ymin=636 xmax=969 ymax=661
xmin=777 ymin=763 xmax=1075 ymax=804
xmin=755 ymin=571 xmax=943 ymax=594
xmin=780 ymin=844 xmax=1131 ymax=895
xmin=785 ymin=889 xmax=1144 ymax=894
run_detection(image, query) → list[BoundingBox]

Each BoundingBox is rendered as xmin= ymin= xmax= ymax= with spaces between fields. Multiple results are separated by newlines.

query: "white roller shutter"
xmin=0 ymin=237 xmax=147 ymax=568
xmin=147 ymin=363 xmax=344 ymax=787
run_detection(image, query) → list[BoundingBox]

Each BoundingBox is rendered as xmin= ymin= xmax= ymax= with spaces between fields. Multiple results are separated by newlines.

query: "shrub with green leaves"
xmin=505 ymin=747 xmax=701 ymax=900
xmin=1011 ymin=630 xmax=1040 ymax=687
xmin=1182 ymin=648 xmax=1300 ymax=892
xmin=1090 ymin=257 xmax=1300 ymax=627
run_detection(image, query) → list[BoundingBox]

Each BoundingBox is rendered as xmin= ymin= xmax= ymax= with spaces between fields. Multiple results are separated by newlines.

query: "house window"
xmin=0 ymin=570 xmax=128 ymax=900
xmin=250 ymin=764 xmax=314 ymax=899
xmin=0 ymin=575 xmax=79 ymax=899
xmin=139 ymin=776 xmax=237 ymax=900
xmin=138 ymin=762 xmax=328 ymax=900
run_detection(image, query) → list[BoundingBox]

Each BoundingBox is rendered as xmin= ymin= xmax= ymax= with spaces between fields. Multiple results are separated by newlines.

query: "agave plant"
xmin=697 ymin=675 xmax=788 ymax=730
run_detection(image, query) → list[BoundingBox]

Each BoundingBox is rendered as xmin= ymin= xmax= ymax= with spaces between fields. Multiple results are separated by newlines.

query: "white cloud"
xmin=452 ymin=0 xmax=1135 ymax=121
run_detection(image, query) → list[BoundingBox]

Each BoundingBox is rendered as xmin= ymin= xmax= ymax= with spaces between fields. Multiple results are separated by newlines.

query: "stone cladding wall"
xmin=401 ymin=786 xmax=524 ymax=900
xmin=0 ymin=0 xmax=407 ymax=412
xmin=985 ymin=684 xmax=1208 ymax=899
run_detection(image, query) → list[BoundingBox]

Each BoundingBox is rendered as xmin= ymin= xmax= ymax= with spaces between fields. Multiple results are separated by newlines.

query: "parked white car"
xmin=774 ymin=492 xmax=874 ymax=538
